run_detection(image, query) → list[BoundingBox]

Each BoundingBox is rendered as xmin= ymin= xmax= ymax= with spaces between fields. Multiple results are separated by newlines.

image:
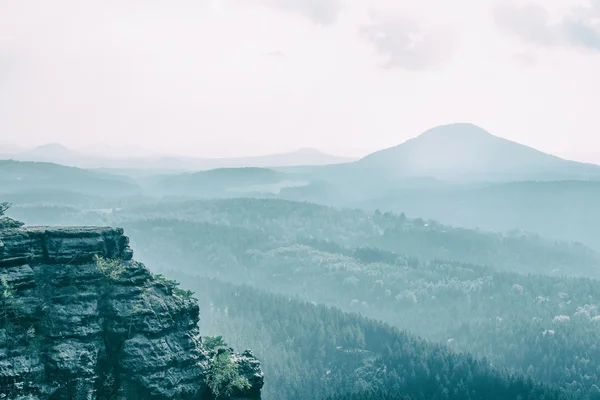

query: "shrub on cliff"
xmin=203 ymin=335 xmax=227 ymax=351
xmin=153 ymin=273 xmax=195 ymax=299
xmin=94 ymin=255 xmax=126 ymax=280
xmin=206 ymin=348 xmax=252 ymax=399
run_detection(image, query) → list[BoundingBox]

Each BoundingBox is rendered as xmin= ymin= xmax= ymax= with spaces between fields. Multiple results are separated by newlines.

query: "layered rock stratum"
xmin=0 ymin=226 xmax=263 ymax=399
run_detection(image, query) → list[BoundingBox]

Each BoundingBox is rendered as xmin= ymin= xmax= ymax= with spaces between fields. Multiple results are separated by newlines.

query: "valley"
xmin=3 ymin=123 xmax=600 ymax=399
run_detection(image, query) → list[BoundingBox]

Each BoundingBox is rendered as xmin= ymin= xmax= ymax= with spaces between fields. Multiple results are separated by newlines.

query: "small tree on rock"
xmin=206 ymin=349 xmax=251 ymax=399
xmin=0 ymin=202 xmax=10 ymax=216
xmin=0 ymin=202 xmax=24 ymax=229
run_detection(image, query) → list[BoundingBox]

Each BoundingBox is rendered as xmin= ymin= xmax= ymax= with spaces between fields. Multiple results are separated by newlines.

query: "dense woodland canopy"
xmin=191 ymin=278 xmax=578 ymax=400
xmin=5 ymin=196 xmax=600 ymax=399
xmin=16 ymin=198 xmax=595 ymax=277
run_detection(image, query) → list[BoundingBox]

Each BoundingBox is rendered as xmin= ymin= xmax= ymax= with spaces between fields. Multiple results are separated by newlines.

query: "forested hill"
xmin=186 ymin=277 xmax=577 ymax=400
xmin=7 ymin=198 xmax=600 ymax=398
xmin=110 ymin=198 xmax=600 ymax=278
xmin=122 ymin=217 xmax=600 ymax=397
xmin=0 ymin=160 xmax=141 ymax=197
xmin=354 ymin=180 xmax=600 ymax=251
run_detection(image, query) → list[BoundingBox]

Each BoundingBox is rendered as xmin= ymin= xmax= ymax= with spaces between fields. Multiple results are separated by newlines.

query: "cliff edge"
xmin=0 ymin=226 xmax=263 ymax=399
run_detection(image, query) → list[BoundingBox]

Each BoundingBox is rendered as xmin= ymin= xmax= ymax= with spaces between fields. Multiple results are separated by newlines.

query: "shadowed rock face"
xmin=0 ymin=226 xmax=263 ymax=400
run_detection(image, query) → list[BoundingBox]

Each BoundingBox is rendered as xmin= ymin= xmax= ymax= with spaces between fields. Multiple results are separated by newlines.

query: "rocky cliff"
xmin=0 ymin=226 xmax=263 ymax=399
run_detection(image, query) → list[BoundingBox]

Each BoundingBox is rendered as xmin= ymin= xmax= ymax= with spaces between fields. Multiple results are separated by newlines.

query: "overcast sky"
xmin=1 ymin=0 xmax=599 ymax=161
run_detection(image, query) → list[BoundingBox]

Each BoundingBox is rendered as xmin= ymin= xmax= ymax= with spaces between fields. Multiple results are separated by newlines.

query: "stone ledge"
xmin=0 ymin=226 xmax=132 ymax=267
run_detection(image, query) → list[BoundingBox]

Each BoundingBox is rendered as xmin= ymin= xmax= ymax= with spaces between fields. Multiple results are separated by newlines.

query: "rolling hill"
xmin=355 ymin=180 xmax=600 ymax=250
xmin=151 ymin=167 xmax=309 ymax=197
xmin=0 ymin=160 xmax=141 ymax=198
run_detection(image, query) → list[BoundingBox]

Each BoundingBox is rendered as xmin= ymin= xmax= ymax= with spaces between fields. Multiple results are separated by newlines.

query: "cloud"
xmin=260 ymin=0 xmax=342 ymax=25
xmin=494 ymin=1 xmax=600 ymax=51
xmin=361 ymin=18 xmax=454 ymax=70
xmin=565 ymin=2 xmax=600 ymax=50
xmin=493 ymin=4 xmax=559 ymax=45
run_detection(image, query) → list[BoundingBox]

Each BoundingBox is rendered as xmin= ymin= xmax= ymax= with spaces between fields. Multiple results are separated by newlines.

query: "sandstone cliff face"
xmin=0 ymin=226 xmax=263 ymax=400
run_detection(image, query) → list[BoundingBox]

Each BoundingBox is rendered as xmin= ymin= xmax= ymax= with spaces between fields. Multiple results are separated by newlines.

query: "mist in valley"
xmin=2 ymin=1 xmax=600 ymax=399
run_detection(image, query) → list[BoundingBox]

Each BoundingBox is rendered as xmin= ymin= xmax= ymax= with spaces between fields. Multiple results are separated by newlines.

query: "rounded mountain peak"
xmin=416 ymin=123 xmax=494 ymax=142
xmin=355 ymin=123 xmax=587 ymax=180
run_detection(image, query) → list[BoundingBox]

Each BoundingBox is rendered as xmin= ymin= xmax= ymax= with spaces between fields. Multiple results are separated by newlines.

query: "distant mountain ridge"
xmin=0 ymin=144 xmax=355 ymax=170
xmin=4 ymin=124 xmax=598 ymax=180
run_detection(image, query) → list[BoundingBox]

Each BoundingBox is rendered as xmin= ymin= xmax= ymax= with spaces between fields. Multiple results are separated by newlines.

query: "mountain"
xmin=152 ymin=167 xmax=309 ymax=197
xmin=78 ymin=143 xmax=156 ymax=159
xmin=19 ymin=143 xmax=82 ymax=162
xmin=277 ymin=123 xmax=600 ymax=209
xmin=0 ymin=225 xmax=263 ymax=399
xmin=116 ymin=148 xmax=355 ymax=171
xmin=559 ymin=150 xmax=600 ymax=165
xmin=0 ymin=160 xmax=142 ymax=198
xmin=354 ymin=123 xmax=600 ymax=181
xmin=0 ymin=144 xmax=25 ymax=155
xmin=1 ymin=145 xmax=355 ymax=171
xmin=213 ymin=147 xmax=356 ymax=168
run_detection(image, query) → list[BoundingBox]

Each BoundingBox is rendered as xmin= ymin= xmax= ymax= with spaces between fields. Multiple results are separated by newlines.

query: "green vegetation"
xmin=203 ymin=335 xmax=227 ymax=350
xmin=115 ymin=198 xmax=600 ymax=277
xmin=0 ymin=275 xmax=36 ymax=349
xmin=358 ymin=181 xmax=600 ymax=251
xmin=0 ymin=276 xmax=14 ymax=328
xmin=10 ymin=195 xmax=600 ymax=399
xmin=152 ymin=273 xmax=195 ymax=299
xmin=0 ymin=202 xmax=9 ymax=216
xmin=94 ymin=255 xmax=126 ymax=280
xmin=110 ymin=199 xmax=600 ymax=397
xmin=147 ymin=226 xmax=600 ymax=396
xmin=206 ymin=344 xmax=252 ymax=399
xmin=154 ymin=167 xmax=288 ymax=198
xmin=191 ymin=278 xmax=574 ymax=400
xmin=153 ymin=273 xmax=180 ymax=287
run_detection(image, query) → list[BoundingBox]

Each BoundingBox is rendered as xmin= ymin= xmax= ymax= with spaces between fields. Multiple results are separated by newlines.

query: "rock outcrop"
xmin=0 ymin=226 xmax=263 ymax=399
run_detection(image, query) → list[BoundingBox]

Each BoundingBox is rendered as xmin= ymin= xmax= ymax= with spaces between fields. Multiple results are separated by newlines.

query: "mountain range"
xmin=0 ymin=143 xmax=356 ymax=170
xmin=3 ymin=124 xmax=599 ymax=181
xmin=3 ymin=123 xmax=600 ymax=249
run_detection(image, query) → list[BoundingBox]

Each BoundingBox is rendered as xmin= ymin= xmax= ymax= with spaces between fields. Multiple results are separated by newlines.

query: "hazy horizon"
xmin=0 ymin=140 xmax=363 ymax=159
xmin=1 ymin=124 xmax=599 ymax=164
xmin=1 ymin=0 xmax=600 ymax=160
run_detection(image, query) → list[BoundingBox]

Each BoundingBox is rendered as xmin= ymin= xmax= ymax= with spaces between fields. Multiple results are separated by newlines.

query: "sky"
xmin=1 ymin=0 xmax=599 ymax=161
